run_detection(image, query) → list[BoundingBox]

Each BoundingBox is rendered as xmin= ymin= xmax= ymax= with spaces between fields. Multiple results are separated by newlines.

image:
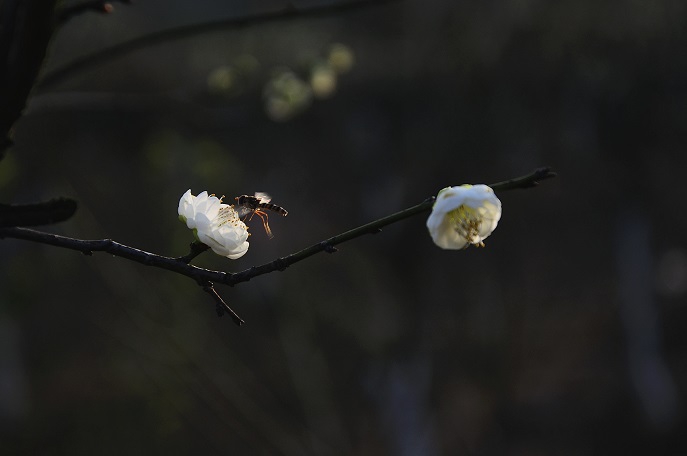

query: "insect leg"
xmin=241 ymin=210 xmax=257 ymax=223
xmin=255 ymin=210 xmax=274 ymax=239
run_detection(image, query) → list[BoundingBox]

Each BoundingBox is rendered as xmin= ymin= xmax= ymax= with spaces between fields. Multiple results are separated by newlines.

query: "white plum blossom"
xmin=178 ymin=190 xmax=222 ymax=232
xmin=178 ymin=189 xmax=250 ymax=259
xmin=426 ymin=184 xmax=502 ymax=250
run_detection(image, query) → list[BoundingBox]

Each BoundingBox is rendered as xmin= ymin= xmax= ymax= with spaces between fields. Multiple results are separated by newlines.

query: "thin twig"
xmin=201 ymin=281 xmax=244 ymax=326
xmin=488 ymin=166 xmax=557 ymax=191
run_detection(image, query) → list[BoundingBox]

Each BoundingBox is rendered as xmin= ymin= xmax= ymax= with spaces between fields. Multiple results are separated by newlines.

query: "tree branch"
xmin=0 ymin=227 xmax=231 ymax=282
xmin=0 ymin=167 xmax=556 ymax=321
xmin=227 ymin=166 xmax=557 ymax=284
xmin=0 ymin=166 xmax=555 ymax=282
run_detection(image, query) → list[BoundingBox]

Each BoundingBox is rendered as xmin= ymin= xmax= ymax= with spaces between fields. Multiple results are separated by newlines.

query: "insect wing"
xmin=254 ymin=192 xmax=272 ymax=204
xmin=235 ymin=205 xmax=253 ymax=218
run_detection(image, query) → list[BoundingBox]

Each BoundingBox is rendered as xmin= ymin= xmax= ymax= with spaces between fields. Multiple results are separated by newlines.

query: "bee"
xmin=235 ymin=192 xmax=288 ymax=239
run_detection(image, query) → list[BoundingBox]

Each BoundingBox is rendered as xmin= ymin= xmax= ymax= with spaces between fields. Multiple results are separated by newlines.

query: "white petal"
xmin=224 ymin=241 xmax=249 ymax=259
xmin=178 ymin=189 xmax=195 ymax=219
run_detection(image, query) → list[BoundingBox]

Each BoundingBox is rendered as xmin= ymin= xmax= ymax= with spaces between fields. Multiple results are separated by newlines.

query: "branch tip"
xmin=489 ymin=166 xmax=557 ymax=192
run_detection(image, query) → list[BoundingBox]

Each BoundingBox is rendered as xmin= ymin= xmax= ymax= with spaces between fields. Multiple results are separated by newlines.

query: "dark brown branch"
xmin=39 ymin=0 xmax=402 ymax=89
xmin=0 ymin=166 xmax=555 ymax=284
xmin=0 ymin=227 xmax=230 ymax=283
xmin=0 ymin=167 xmax=556 ymax=321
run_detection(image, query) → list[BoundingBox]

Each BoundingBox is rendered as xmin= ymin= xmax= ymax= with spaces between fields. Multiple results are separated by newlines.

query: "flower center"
xmin=447 ymin=205 xmax=484 ymax=247
xmin=217 ymin=206 xmax=245 ymax=229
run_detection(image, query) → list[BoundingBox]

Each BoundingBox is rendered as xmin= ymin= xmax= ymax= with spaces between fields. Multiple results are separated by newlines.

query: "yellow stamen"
xmin=447 ymin=205 xmax=483 ymax=246
xmin=217 ymin=206 xmax=241 ymax=227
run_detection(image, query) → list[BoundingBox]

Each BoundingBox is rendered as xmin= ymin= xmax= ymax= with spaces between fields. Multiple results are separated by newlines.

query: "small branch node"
xmin=176 ymin=241 xmax=209 ymax=264
xmin=320 ymin=241 xmax=338 ymax=253
xmin=275 ymin=258 xmax=289 ymax=271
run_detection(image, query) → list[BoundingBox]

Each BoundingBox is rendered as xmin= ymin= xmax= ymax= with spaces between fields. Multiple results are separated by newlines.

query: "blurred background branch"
xmin=0 ymin=197 xmax=77 ymax=227
xmin=39 ymin=0 xmax=401 ymax=90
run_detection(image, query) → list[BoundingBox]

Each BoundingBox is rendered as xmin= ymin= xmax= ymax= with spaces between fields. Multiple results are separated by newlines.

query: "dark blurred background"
xmin=1 ymin=0 xmax=686 ymax=454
